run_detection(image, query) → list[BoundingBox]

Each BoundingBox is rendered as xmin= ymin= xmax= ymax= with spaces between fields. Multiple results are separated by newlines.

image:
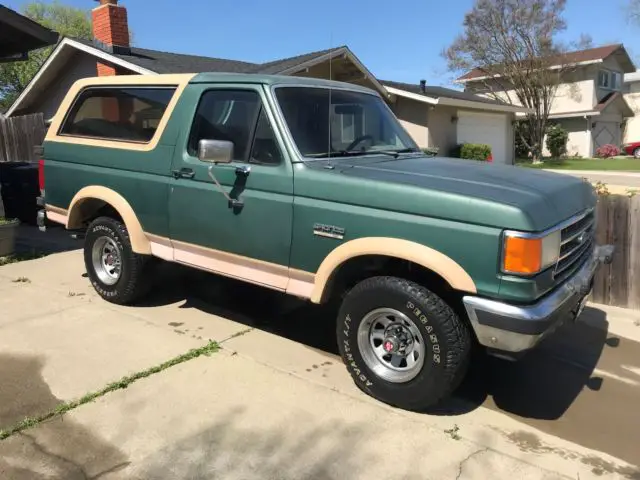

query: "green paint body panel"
xmin=166 ymin=83 xmax=294 ymax=266
xmin=42 ymin=73 xmax=597 ymax=304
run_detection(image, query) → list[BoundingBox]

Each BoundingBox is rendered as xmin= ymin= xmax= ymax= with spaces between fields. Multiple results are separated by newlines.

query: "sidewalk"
xmin=544 ymin=170 xmax=640 ymax=177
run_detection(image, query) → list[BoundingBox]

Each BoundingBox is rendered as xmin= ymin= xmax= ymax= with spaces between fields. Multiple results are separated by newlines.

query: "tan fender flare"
xmin=311 ymin=237 xmax=477 ymax=303
xmin=66 ymin=186 xmax=151 ymax=255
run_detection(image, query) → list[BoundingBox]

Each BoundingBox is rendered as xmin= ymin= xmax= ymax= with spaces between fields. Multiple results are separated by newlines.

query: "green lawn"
xmin=516 ymin=157 xmax=640 ymax=171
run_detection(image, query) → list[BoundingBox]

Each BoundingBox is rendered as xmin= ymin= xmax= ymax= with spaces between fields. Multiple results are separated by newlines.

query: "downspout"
xmin=585 ymin=115 xmax=592 ymax=158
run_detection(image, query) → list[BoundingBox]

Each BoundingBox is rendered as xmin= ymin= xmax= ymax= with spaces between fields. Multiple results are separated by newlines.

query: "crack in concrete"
xmin=455 ymin=447 xmax=489 ymax=480
xmin=19 ymin=431 xmax=88 ymax=480
xmin=89 ymin=461 xmax=131 ymax=479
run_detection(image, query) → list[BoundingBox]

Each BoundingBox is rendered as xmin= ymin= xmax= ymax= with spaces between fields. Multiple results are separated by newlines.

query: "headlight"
xmin=502 ymin=230 xmax=561 ymax=275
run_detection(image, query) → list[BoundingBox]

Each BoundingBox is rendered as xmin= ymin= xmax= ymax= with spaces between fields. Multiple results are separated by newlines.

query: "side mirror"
xmin=198 ymin=139 xmax=233 ymax=164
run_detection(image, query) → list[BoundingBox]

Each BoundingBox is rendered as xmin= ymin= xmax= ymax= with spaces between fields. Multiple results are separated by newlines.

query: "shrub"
xmin=514 ymin=121 xmax=532 ymax=158
xmin=545 ymin=123 xmax=569 ymax=158
xmin=595 ymin=144 xmax=620 ymax=158
xmin=421 ymin=147 xmax=439 ymax=157
xmin=458 ymin=143 xmax=492 ymax=161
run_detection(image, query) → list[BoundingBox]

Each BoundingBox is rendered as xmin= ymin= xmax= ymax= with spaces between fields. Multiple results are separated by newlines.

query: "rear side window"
xmin=60 ymin=87 xmax=176 ymax=143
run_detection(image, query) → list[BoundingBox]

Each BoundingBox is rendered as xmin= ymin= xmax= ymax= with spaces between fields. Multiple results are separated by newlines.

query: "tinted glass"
xmin=188 ymin=90 xmax=261 ymax=161
xmin=60 ymin=87 xmax=176 ymax=142
xmin=274 ymin=87 xmax=418 ymax=157
xmin=249 ymin=108 xmax=283 ymax=165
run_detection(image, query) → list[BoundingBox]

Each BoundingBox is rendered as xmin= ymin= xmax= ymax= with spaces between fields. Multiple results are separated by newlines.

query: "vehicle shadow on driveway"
xmin=436 ymin=307 xmax=613 ymax=419
xmin=127 ymin=266 xmax=640 ymax=467
xmin=139 ymin=266 xmax=615 ymax=421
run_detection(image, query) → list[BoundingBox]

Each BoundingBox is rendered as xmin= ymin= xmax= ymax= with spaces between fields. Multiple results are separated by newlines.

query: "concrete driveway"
xmin=1 ymin=249 xmax=639 ymax=479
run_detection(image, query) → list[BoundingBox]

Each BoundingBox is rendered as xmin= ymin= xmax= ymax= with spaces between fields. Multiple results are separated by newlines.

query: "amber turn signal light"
xmin=503 ymin=236 xmax=542 ymax=274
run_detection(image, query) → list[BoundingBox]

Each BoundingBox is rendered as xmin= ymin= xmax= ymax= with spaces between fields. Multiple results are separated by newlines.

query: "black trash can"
xmin=0 ymin=162 xmax=40 ymax=225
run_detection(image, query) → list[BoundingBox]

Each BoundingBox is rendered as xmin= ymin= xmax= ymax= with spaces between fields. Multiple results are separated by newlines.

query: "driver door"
xmin=168 ymin=84 xmax=294 ymax=290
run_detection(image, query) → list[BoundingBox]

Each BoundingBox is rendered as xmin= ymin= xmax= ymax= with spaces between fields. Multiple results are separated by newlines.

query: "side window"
xmin=188 ymin=90 xmax=261 ymax=161
xmin=249 ymin=108 xmax=283 ymax=165
xmin=60 ymin=87 xmax=176 ymax=142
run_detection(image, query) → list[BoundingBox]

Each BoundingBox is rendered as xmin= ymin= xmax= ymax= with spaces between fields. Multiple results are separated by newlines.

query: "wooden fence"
xmin=591 ymin=193 xmax=640 ymax=308
xmin=0 ymin=113 xmax=46 ymax=163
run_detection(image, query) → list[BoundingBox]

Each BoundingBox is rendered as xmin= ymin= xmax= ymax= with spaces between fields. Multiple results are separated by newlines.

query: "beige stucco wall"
xmin=464 ymin=60 xmax=633 ymax=116
xmin=623 ymin=81 xmax=640 ymax=142
xmin=552 ymin=69 xmax=594 ymax=114
xmin=468 ymin=72 xmax=594 ymax=115
xmin=19 ymin=51 xmax=100 ymax=119
xmin=392 ymin=97 xmax=429 ymax=147
xmin=543 ymin=118 xmax=590 ymax=157
xmin=427 ymin=105 xmax=458 ymax=156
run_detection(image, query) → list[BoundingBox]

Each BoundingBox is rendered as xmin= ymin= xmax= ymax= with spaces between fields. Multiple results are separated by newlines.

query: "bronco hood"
xmin=323 ymin=155 xmax=595 ymax=231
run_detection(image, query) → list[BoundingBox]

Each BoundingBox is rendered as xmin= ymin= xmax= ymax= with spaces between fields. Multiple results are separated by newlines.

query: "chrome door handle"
xmin=172 ymin=168 xmax=195 ymax=179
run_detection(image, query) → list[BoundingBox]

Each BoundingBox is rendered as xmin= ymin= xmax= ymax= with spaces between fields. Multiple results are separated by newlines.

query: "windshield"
xmin=274 ymin=86 xmax=419 ymax=158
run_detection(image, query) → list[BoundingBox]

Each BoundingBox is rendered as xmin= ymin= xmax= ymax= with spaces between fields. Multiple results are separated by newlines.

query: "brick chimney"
xmin=92 ymin=0 xmax=130 ymax=76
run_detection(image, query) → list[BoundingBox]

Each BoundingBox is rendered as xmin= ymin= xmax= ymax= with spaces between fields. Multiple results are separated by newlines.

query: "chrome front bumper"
xmin=463 ymin=244 xmax=614 ymax=354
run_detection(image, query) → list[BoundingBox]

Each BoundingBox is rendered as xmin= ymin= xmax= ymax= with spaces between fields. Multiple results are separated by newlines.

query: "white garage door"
xmin=456 ymin=111 xmax=510 ymax=164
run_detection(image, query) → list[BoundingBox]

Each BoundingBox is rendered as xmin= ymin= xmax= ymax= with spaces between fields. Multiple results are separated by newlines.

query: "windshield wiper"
xmin=308 ymin=148 xmax=418 ymax=159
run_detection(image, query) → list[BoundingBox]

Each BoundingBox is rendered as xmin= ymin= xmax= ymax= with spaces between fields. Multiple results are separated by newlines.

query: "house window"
xmin=612 ymin=72 xmax=622 ymax=90
xmin=598 ymin=70 xmax=622 ymax=91
xmin=60 ymin=87 xmax=176 ymax=142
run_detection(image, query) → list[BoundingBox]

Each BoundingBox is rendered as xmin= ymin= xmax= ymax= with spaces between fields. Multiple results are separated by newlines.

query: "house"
xmin=383 ymin=80 xmax=524 ymax=163
xmin=457 ymin=44 xmax=636 ymax=158
xmin=7 ymin=0 xmax=528 ymax=164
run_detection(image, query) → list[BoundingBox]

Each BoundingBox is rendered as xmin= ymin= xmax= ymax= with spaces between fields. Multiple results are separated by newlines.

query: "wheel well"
xmin=322 ymin=255 xmax=467 ymax=318
xmin=70 ymin=198 xmax=123 ymax=229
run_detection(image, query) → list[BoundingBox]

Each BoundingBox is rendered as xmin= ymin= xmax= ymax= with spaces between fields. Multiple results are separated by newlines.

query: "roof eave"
xmin=541 ymin=110 xmax=601 ymax=119
xmin=456 ymin=59 xmax=604 ymax=83
xmin=438 ymin=96 xmax=531 ymax=113
xmin=383 ymin=86 xmax=438 ymax=105
xmin=385 ymin=85 xmax=530 ymax=113
xmin=6 ymin=37 xmax=157 ymax=117
xmin=0 ymin=5 xmax=59 ymax=58
xmin=275 ymin=47 xmax=388 ymax=97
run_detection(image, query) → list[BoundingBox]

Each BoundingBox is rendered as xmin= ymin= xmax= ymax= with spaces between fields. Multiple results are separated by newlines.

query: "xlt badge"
xmin=313 ymin=223 xmax=345 ymax=240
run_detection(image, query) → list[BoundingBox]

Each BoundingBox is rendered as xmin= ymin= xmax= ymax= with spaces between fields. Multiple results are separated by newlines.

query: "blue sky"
xmin=4 ymin=0 xmax=640 ymax=87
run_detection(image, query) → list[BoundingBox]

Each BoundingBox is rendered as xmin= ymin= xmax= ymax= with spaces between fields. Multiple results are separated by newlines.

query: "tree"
xmin=444 ymin=0 xmax=590 ymax=163
xmin=0 ymin=1 xmax=92 ymax=111
xmin=629 ymin=0 xmax=640 ymax=24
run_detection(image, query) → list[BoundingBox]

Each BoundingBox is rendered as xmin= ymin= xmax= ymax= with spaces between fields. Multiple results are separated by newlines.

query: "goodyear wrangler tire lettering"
xmin=336 ymin=276 xmax=471 ymax=412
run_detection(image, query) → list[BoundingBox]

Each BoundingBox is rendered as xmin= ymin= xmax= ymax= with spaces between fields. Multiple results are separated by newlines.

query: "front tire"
xmin=336 ymin=276 xmax=471 ymax=411
xmin=634 ymin=148 xmax=640 ymax=159
xmin=84 ymin=216 xmax=153 ymax=305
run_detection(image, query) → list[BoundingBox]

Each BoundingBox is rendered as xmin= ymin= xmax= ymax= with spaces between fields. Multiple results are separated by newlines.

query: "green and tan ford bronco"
xmin=37 ymin=73 xmax=613 ymax=411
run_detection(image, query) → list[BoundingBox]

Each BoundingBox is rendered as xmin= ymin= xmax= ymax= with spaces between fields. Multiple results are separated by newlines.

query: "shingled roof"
xmin=381 ymin=80 xmax=512 ymax=106
xmin=458 ymin=44 xmax=635 ymax=82
xmin=75 ymin=38 xmax=346 ymax=76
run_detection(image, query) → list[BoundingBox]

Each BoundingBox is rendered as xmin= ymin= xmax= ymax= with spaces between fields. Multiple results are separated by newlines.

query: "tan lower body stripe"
xmin=146 ymin=233 xmax=316 ymax=299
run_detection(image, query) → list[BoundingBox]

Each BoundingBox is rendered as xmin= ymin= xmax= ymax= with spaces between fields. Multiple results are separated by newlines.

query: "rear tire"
xmin=336 ymin=276 xmax=471 ymax=411
xmin=84 ymin=216 xmax=153 ymax=305
xmin=634 ymin=148 xmax=640 ymax=159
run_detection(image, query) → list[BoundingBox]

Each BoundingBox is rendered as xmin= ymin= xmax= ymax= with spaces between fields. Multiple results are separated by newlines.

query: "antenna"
xmin=327 ymin=30 xmax=333 ymax=158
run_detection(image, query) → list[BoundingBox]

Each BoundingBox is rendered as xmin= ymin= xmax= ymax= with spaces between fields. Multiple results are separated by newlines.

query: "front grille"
xmin=554 ymin=210 xmax=595 ymax=278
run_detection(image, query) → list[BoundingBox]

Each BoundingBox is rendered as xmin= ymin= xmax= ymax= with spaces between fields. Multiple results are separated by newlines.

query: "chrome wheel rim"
xmin=357 ymin=307 xmax=425 ymax=383
xmin=91 ymin=236 xmax=122 ymax=286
